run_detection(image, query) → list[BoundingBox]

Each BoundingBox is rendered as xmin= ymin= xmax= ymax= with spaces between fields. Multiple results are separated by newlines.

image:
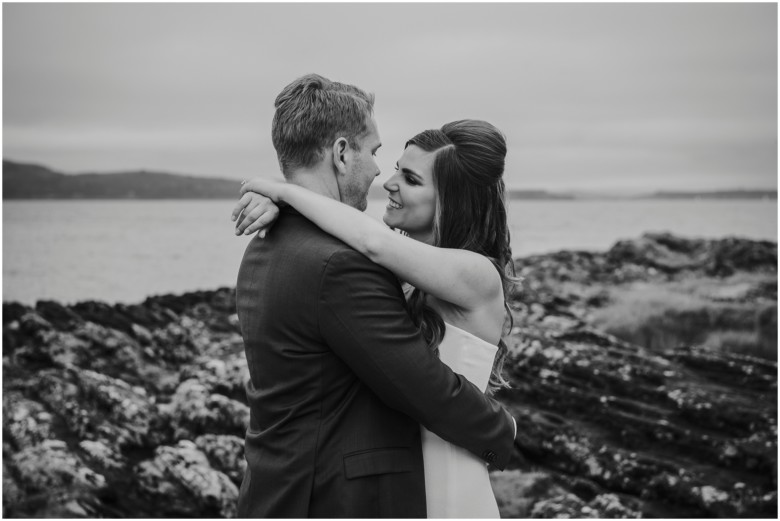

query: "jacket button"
xmin=482 ymin=450 xmax=496 ymax=463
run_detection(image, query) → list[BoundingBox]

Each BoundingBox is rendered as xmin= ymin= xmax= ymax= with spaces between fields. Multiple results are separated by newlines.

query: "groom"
xmin=235 ymin=74 xmax=516 ymax=518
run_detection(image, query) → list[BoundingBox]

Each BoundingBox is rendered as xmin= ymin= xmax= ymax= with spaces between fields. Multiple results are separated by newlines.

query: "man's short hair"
xmin=271 ymin=74 xmax=375 ymax=175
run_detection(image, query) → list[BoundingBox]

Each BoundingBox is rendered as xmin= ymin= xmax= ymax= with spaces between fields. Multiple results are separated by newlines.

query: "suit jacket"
xmin=235 ymin=207 xmax=515 ymax=518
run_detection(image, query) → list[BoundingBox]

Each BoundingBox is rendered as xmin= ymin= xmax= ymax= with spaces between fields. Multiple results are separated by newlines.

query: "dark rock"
xmin=35 ymin=300 xmax=84 ymax=329
xmin=167 ymin=380 xmax=249 ymax=440
xmin=499 ymin=233 xmax=776 ymax=517
xmin=489 ymin=470 xmax=542 ymax=517
xmin=207 ymin=287 xmax=237 ymax=314
xmin=605 ymin=233 xmax=777 ymax=277
xmin=68 ymin=322 xmax=147 ymax=383
xmin=34 ymin=367 xmax=161 ymax=449
xmin=134 ymin=440 xmax=238 ymax=517
xmin=179 ymin=353 xmax=249 ymax=402
xmin=12 ymin=318 xmax=149 ymax=385
xmin=9 ymin=312 xmax=62 ymax=369
xmin=12 ymin=439 xmax=108 ymax=502
xmin=530 ymin=491 xmax=642 ymax=518
xmin=3 ymin=302 xmax=32 ymax=325
xmin=78 ymin=440 xmax=127 ymax=472
xmin=71 ymin=301 xmax=137 ymax=336
xmin=587 ymin=493 xmax=643 ymax=518
xmin=530 ymin=492 xmax=588 ymax=518
xmin=148 ymin=317 xmax=206 ymax=365
xmin=2 ymin=461 xmax=24 ymax=516
xmin=756 ymin=304 xmax=778 ymax=351
xmin=194 ymin=434 xmax=246 ymax=486
xmin=18 ymin=311 xmax=54 ymax=337
xmin=3 ymin=392 xmax=55 ymax=449
xmin=120 ymin=302 xmax=176 ymax=329
xmin=144 ymin=289 xmax=231 ymax=316
xmin=709 ymin=237 xmax=778 ymax=274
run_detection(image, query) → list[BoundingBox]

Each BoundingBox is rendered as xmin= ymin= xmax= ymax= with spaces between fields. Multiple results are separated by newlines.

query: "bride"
xmin=233 ymin=119 xmax=516 ymax=518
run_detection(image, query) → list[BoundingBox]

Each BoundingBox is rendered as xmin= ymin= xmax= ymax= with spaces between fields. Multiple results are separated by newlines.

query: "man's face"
xmin=340 ymin=117 xmax=381 ymax=211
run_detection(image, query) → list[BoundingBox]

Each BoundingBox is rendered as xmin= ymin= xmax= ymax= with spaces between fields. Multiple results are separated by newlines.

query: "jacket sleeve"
xmin=318 ymin=249 xmax=515 ymax=469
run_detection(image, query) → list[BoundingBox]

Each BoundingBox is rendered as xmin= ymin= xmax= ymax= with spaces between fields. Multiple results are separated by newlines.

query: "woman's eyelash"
xmin=393 ymin=165 xmax=418 ymax=185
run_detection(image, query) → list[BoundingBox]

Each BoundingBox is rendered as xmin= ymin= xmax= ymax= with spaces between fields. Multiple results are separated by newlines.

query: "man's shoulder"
xmin=271 ymin=210 xmax=376 ymax=268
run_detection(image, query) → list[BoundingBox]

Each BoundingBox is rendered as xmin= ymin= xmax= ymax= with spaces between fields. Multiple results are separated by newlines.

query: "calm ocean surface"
xmin=3 ymin=198 xmax=777 ymax=305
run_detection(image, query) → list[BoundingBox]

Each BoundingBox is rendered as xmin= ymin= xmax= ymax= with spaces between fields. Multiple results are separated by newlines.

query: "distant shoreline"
xmin=4 ymin=159 xmax=776 ymax=201
xmin=4 ymin=194 xmax=778 ymax=202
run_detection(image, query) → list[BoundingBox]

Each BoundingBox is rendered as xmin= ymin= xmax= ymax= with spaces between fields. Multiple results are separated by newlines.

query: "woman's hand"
xmin=231 ymin=190 xmax=281 ymax=237
xmin=231 ymin=177 xmax=288 ymax=236
xmin=239 ymin=177 xmax=288 ymax=201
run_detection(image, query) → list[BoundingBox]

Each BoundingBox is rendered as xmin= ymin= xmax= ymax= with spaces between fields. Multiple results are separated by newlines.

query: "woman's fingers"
xmin=234 ymin=194 xmax=262 ymax=234
xmin=235 ymin=195 xmax=279 ymax=236
xmin=231 ymin=192 xmax=254 ymax=222
xmin=234 ymin=196 xmax=264 ymax=234
xmin=242 ymin=204 xmax=280 ymax=236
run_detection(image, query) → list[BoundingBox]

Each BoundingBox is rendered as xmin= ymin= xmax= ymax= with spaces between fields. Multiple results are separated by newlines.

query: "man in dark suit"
xmin=235 ymin=74 xmax=516 ymax=518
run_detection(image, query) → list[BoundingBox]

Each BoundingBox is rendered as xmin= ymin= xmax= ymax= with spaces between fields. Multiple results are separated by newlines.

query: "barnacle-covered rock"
xmin=3 ymin=392 xmax=55 ymax=449
xmin=135 ymin=440 xmax=238 ymax=517
xmin=34 ymin=367 xmax=160 ymax=448
xmin=194 ymin=434 xmax=246 ymax=485
xmin=13 ymin=439 xmax=107 ymax=494
xmin=168 ymin=379 xmax=249 ymax=440
xmin=2 ymin=237 xmax=775 ymax=518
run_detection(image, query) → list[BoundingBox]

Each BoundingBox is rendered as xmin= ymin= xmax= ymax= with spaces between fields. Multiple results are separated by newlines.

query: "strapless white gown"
xmin=422 ymin=322 xmax=500 ymax=518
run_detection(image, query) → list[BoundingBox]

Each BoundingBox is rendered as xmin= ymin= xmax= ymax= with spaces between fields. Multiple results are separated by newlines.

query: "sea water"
xmin=3 ymin=198 xmax=776 ymax=304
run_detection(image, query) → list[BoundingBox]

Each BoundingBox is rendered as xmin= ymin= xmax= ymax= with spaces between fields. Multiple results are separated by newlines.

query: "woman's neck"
xmin=406 ymin=229 xmax=434 ymax=245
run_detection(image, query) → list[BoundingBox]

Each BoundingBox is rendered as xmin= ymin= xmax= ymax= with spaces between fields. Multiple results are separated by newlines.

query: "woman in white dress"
xmin=233 ymin=119 xmax=515 ymax=518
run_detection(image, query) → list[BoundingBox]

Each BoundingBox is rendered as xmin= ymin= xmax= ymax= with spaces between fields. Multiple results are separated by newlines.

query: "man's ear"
xmin=332 ymin=137 xmax=349 ymax=175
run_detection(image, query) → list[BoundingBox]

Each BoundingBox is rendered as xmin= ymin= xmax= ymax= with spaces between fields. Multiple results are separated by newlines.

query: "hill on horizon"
xmin=3 ymin=159 xmax=776 ymax=200
xmin=644 ymin=189 xmax=777 ymax=200
xmin=3 ymin=160 xmax=244 ymax=199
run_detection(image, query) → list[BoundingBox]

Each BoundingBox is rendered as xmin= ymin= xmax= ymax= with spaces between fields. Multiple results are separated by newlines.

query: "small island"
xmin=643 ymin=190 xmax=777 ymax=200
xmin=2 ymin=160 xmax=243 ymax=199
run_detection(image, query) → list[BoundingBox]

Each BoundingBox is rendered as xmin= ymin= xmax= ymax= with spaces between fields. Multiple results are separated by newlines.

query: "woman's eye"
xmin=405 ymin=176 xmax=418 ymax=186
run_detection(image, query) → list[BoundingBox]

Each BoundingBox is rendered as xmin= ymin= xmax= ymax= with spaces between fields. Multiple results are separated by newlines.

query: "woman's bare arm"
xmin=233 ymin=178 xmax=502 ymax=311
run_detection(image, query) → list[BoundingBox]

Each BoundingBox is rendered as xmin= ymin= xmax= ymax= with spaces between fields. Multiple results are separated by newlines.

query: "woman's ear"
xmin=332 ymin=137 xmax=349 ymax=175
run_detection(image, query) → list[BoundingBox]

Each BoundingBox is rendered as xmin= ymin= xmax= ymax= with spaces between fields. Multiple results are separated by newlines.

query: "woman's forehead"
xmin=398 ymin=145 xmax=437 ymax=178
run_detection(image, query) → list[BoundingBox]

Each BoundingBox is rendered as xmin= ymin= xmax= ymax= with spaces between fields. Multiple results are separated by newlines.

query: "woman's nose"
xmin=383 ymin=173 xmax=399 ymax=193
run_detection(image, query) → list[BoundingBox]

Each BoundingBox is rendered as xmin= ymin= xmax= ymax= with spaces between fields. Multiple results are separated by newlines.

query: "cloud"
xmin=3 ymin=2 xmax=776 ymax=190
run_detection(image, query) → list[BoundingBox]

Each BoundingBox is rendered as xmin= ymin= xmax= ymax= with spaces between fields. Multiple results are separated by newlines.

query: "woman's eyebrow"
xmin=396 ymin=162 xmax=422 ymax=180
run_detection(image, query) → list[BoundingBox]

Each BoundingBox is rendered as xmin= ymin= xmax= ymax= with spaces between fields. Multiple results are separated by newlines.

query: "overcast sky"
xmin=3 ymin=2 xmax=777 ymax=192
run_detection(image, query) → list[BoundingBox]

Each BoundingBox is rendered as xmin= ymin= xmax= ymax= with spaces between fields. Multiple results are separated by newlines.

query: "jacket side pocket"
xmin=343 ymin=448 xmax=413 ymax=479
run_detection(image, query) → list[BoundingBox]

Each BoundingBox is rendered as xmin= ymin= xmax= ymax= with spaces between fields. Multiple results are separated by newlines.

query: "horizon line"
xmin=3 ymin=157 xmax=777 ymax=195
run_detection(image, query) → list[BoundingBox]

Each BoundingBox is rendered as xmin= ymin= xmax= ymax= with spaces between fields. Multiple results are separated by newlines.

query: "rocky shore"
xmin=3 ymin=233 xmax=776 ymax=518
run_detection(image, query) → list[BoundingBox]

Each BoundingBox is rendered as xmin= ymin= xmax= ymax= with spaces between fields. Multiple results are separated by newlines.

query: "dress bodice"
xmin=438 ymin=322 xmax=498 ymax=392
xmin=421 ymin=322 xmax=501 ymax=518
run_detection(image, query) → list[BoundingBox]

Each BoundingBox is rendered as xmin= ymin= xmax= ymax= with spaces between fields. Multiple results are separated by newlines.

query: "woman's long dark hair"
xmin=404 ymin=119 xmax=517 ymax=394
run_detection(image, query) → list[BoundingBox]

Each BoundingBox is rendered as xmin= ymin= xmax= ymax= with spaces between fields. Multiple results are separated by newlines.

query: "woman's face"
xmin=382 ymin=144 xmax=438 ymax=242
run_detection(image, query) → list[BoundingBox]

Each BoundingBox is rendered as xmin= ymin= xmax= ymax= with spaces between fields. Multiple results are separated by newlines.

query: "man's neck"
xmin=286 ymin=165 xmax=340 ymax=201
